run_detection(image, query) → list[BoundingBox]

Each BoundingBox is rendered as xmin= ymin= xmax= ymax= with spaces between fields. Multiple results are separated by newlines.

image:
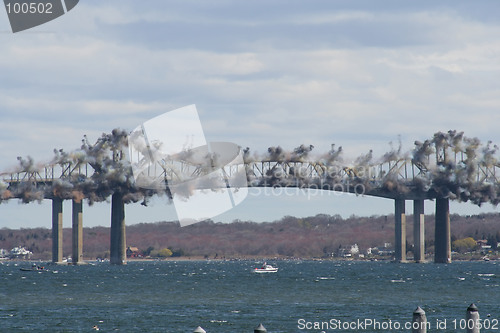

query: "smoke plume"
xmin=2 ymin=129 xmax=500 ymax=209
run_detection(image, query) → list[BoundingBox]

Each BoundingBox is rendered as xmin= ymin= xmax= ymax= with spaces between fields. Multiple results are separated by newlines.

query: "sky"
xmin=1 ymin=1 xmax=500 ymax=229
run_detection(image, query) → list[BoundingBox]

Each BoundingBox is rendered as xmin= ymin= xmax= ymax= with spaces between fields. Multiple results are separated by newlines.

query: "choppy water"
xmin=1 ymin=260 xmax=499 ymax=332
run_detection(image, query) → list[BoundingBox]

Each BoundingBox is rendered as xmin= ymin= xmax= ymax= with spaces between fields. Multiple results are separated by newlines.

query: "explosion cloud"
xmin=1 ymin=129 xmax=500 ymax=209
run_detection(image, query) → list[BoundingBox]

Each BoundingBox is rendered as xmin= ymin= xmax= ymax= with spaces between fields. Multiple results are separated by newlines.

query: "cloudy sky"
xmin=1 ymin=1 xmax=500 ymax=229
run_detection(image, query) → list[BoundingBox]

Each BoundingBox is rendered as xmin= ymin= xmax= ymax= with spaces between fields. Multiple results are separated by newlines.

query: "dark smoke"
xmin=1 ymin=129 xmax=157 ymax=205
xmin=2 ymin=129 xmax=500 ymax=208
xmin=398 ymin=130 xmax=500 ymax=205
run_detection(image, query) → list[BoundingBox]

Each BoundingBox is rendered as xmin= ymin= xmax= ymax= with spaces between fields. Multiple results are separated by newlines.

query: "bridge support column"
xmin=52 ymin=198 xmax=63 ymax=264
xmin=110 ymin=192 xmax=126 ymax=265
xmin=413 ymin=200 xmax=425 ymax=263
xmin=435 ymin=198 xmax=451 ymax=263
xmin=72 ymin=199 xmax=83 ymax=265
xmin=394 ymin=199 xmax=406 ymax=262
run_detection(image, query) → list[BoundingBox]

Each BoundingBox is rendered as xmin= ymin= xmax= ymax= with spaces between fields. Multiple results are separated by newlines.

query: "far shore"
xmin=5 ymin=254 xmax=499 ymax=263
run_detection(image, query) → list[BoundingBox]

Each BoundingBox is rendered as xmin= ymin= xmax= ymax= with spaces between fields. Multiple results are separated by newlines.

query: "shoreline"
xmin=5 ymin=254 xmax=498 ymax=264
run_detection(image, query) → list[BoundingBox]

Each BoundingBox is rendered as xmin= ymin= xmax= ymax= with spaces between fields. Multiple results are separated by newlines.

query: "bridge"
xmin=2 ymin=130 xmax=500 ymax=264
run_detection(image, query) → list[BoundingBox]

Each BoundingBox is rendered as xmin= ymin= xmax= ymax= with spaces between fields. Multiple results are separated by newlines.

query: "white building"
xmin=10 ymin=246 xmax=32 ymax=259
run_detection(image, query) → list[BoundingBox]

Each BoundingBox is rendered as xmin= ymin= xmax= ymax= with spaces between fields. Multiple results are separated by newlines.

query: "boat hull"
xmin=253 ymin=268 xmax=278 ymax=273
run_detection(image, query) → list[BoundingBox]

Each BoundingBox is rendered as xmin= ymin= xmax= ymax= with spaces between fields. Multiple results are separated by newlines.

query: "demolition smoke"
xmin=1 ymin=129 xmax=154 ymax=205
xmin=1 ymin=129 xmax=500 ymax=208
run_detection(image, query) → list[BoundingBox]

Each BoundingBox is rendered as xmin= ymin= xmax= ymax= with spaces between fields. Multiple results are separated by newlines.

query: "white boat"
xmin=253 ymin=262 xmax=278 ymax=273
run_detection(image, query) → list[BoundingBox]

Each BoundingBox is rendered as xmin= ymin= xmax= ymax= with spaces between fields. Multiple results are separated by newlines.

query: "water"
xmin=1 ymin=260 xmax=499 ymax=332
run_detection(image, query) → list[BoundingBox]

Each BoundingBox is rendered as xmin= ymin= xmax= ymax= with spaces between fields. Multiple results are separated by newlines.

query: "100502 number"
xmin=5 ymin=2 xmax=53 ymax=14
xmin=452 ymin=318 xmax=499 ymax=330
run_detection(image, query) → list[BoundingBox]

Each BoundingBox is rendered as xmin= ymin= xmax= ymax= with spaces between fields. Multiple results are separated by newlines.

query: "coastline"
xmin=5 ymin=254 xmax=498 ymax=264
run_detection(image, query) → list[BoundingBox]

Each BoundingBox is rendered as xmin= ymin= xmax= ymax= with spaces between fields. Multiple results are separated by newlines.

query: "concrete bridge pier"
xmin=394 ymin=199 xmax=406 ymax=262
xmin=72 ymin=199 xmax=83 ymax=264
xmin=110 ymin=192 xmax=127 ymax=265
xmin=413 ymin=200 xmax=425 ymax=263
xmin=435 ymin=198 xmax=451 ymax=263
xmin=52 ymin=198 xmax=63 ymax=263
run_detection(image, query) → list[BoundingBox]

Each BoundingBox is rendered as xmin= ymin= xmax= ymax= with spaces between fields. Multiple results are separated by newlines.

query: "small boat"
xmin=253 ymin=262 xmax=278 ymax=273
xmin=20 ymin=264 xmax=46 ymax=272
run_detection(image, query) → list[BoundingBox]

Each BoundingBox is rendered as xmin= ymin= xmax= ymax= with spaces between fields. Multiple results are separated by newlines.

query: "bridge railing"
xmin=3 ymin=153 xmax=500 ymax=193
xmin=1 ymin=162 xmax=92 ymax=186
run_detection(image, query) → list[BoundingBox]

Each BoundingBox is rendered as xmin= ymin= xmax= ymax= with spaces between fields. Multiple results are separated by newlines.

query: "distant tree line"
xmin=1 ymin=213 xmax=500 ymax=260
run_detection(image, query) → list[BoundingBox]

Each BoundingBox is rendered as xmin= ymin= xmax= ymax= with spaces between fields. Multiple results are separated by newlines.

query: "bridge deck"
xmin=2 ymin=156 xmax=498 ymax=201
